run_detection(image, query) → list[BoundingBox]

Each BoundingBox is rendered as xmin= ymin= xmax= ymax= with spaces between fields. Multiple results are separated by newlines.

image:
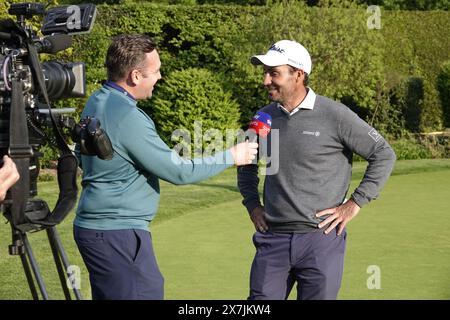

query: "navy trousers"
xmin=248 ymin=229 xmax=346 ymax=300
xmin=74 ymin=226 xmax=164 ymax=300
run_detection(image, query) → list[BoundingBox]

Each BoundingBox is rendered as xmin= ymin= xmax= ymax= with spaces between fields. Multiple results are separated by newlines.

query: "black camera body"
xmin=0 ymin=3 xmax=111 ymax=231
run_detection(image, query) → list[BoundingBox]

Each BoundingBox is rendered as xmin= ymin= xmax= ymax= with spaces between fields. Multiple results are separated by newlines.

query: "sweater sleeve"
xmin=338 ymin=107 xmax=396 ymax=207
xmin=118 ymin=109 xmax=233 ymax=185
xmin=237 ymin=164 xmax=262 ymax=214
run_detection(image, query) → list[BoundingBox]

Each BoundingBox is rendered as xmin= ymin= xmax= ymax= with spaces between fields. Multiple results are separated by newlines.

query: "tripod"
xmin=9 ymin=224 xmax=83 ymax=300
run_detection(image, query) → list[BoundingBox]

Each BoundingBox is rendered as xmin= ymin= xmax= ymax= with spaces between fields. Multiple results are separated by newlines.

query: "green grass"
xmin=0 ymin=159 xmax=449 ymax=299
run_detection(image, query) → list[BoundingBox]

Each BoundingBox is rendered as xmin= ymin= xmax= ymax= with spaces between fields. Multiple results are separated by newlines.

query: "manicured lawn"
xmin=0 ymin=159 xmax=449 ymax=299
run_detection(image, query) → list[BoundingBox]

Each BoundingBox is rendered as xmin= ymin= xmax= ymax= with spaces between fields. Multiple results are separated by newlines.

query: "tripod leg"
xmin=19 ymin=253 xmax=39 ymax=300
xmin=22 ymin=233 xmax=50 ymax=300
xmin=11 ymin=228 xmax=40 ymax=300
xmin=47 ymin=227 xmax=83 ymax=300
xmin=47 ymin=227 xmax=72 ymax=300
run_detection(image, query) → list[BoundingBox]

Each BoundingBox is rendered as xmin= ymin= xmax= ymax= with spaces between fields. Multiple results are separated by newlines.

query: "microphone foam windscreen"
xmin=249 ymin=111 xmax=272 ymax=138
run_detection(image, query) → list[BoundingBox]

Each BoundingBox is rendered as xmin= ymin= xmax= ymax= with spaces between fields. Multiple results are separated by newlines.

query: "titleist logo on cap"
xmin=269 ymin=44 xmax=285 ymax=54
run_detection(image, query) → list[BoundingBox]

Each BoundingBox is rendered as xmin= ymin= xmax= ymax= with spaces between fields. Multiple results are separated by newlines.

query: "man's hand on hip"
xmin=316 ymin=199 xmax=361 ymax=236
xmin=250 ymin=206 xmax=268 ymax=233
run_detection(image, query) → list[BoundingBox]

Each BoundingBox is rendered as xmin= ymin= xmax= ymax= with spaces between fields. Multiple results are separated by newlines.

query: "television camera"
xmin=0 ymin=2 xmax=104 ymax=300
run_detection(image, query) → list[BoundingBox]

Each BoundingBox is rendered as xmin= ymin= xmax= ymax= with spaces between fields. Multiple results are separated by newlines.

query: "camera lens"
xmin=41 ymin=61 xmax=85 ymax=100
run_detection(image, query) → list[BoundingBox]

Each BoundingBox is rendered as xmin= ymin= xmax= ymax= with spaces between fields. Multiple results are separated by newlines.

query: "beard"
xmin=267 ymin=87 xmax=282 ymax=103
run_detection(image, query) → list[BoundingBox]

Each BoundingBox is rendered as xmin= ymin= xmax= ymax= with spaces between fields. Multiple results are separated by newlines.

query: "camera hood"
xmin=41 ymin=4 xmax=97 ymax=36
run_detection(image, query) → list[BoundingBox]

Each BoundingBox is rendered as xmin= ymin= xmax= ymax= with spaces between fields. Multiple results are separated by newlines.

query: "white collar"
xmin=278 ymin=87 xmax=316 ymax=115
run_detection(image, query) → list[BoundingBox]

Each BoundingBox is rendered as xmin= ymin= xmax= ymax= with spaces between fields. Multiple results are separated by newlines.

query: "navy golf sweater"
xmin=237 ymin=94 xmax=396 ymax=233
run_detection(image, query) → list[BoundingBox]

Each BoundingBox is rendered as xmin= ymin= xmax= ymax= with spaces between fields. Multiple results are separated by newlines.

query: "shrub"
xmin=378 ymin=0 xmax=450 ymax=10
xmin=38 ymin=144 xmax=60 ymax=169
xmin=368 ymin=84 xmax=405 ymax=139
xmin=437 ymin=60 xmax=450 ymax=128
xmin=387 ymin=75 xmax=424 ymax=133
xmin=418 ymin=133 xmax=450 ymax=158
xmin=383 ymin=73 xmax=444 ymax=135
xmin=38 ymin=172 xmax=56 ymax=182
xmin=146 ymin=68 xmax=241 ymax=155
xmin=390 ymin=136 xmax=433 ymax=160
xmin=419 ymin=79 xmax=444 ymax=133
xmin=382 ymin=10 xmax=450 ymax=133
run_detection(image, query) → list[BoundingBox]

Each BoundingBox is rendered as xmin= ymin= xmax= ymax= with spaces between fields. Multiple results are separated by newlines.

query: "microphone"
xmin=34 ymin=34 xmax=72 ymax=54
xmin=239 ymin=111 xmax=271 ymax=169
xmin=247 ymin=111 xmax=272 ymax=142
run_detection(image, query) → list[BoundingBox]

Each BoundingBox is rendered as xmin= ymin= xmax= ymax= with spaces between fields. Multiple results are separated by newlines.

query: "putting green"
xmin=0 ymin=161 xmax=449 ymax=299
xmin=153 ymin=169 xmax=450 ymax=299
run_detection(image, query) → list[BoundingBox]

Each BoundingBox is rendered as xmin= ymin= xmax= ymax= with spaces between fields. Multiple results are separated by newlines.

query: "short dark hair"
xmin=288 ymin=65 xmax=309 ymax=87
xmin=105 ymin=34 xmax=156 ymax=82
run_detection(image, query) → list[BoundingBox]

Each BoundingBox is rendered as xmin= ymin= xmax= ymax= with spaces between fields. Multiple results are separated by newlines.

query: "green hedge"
xmin=70 ymin=2 xmax=385 ymax=123
xmin=68 ymin=3 xmax=449 ymax=133
xmin=438 ymin=60 xmax=450 ymax=128
xmin=58 ymin=0 xmax=450 ymax=10
xmin=223 ymin=4 xmax=385 ymax=122
xmin=2 ymin=1 xmax=450 ymax=163
xmin=65 ymin=3 xmax=448 ymax=160
xmin=382 ymin=10 xmax=450 ymax=133
xmin=148 ymin=67 xmax=241 ymax=150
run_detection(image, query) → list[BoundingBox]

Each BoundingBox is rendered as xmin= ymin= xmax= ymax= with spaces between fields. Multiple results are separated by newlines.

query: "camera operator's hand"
xmin=230 ymin=141 xmax=258 ymax=166
xmin=0 ymin=156 xmax=20 ymax=202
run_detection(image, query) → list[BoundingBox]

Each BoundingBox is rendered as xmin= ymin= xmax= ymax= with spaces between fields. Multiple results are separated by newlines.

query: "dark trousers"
xmin=249 ymin=229 xmax=346 ymax=300
xmin=74 ymin=226 xmax=164 ymax=300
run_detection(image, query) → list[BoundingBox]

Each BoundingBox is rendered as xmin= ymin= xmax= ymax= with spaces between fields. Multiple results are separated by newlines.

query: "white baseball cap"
xmin=251 ymin=40 xmax=312 ymax=74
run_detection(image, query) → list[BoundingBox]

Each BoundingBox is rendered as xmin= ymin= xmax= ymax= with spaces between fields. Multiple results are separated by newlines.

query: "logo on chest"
xmin=301 ymin=130 xmax=321 ymax=137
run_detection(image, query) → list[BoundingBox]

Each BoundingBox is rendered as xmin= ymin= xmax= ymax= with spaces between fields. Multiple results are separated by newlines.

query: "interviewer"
xmin=0 ymin=155 xmax=20 ymax=202
xmin=73 ymin=34 xmax=257 ymax=300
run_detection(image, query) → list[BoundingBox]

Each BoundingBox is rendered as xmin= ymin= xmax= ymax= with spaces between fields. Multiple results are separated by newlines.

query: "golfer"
xmin=238 ymin=40 xmax=396 ymax=300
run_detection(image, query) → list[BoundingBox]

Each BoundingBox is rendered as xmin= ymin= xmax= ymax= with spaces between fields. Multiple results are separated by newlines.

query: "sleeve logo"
xmin=368 ymin=128 xmax=381 ymax=142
